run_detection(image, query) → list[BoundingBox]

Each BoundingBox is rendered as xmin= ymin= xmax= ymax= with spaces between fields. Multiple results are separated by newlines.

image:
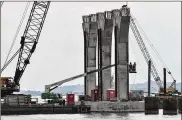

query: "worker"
xmin=62 ymin=99 xmax=65 ymax=106
xmin=59 ymin=100 xmax=62 ymax=105
xmin=133 ymin=62 xmax=136 ymax=72
xmin=129 ymin=62 xmax=132 ymax=72
xmin=58 ymin=94 xmax=61 ymax=98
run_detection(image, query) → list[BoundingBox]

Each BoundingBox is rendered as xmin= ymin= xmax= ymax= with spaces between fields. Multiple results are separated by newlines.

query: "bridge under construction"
xmin=1 ymin=2 xmax=181 ymax=115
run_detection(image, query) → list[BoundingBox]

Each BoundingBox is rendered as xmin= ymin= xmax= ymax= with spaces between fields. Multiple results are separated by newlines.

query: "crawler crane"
xmin=1 ymin=1 xmax=50 ymax=98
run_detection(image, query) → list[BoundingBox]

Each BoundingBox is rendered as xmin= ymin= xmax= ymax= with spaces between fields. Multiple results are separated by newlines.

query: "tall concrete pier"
xmin=82 ymin=15 xmax=98 ymax=96
xmin=112 ymin=7 xmax=130 ymax=100
xmin=97 ymin=12 xmax=113 ymax=100
xmin=82 ymin=6 xmax=131 ymax=100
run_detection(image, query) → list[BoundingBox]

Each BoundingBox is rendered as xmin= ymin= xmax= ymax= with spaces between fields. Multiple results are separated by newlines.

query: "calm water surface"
xmin=1 ymin=96 xmax=181 ymax=120
xmin=1 ymin=110 xmax=181 ymax=120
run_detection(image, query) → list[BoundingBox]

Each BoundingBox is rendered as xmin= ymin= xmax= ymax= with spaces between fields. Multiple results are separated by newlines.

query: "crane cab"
xmin=1 ymin=77 xmax=14 ymax=89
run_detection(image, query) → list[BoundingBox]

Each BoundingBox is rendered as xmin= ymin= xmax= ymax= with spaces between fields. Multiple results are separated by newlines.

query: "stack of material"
xmin=4 ymin=94 xmax=31 ymax=106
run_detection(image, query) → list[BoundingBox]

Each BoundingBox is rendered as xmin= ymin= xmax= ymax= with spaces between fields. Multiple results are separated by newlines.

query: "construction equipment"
xmin=1 ymin=1 xmax=50 ymax=98
xmin=129 ymin=90 xmax=144 ymax=101
xmin=41 ymin=64 xmax=116 ymax=102
xmin=166 ymin=80 xmax=179 ymax=95
xmin=129 ymin=10 xmax=177 ymax=95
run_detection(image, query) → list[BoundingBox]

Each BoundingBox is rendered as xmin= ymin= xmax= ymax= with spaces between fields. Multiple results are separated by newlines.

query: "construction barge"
xmin=1 ymin=93 xmax=182 ymax=115
xmin=1 ymin=104 xmax=91 ymax=115
xmin=1 ymin=94 xmax=91 ymax=115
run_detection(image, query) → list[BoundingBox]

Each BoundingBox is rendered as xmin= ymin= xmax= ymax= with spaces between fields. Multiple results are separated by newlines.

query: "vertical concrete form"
xmin=112 ymin=7 xmax=130 ymax=100
xmin=97 ymin=12 xmax=113 ymax=100
xmin=82 ymin=15 xmax=97 ymax=96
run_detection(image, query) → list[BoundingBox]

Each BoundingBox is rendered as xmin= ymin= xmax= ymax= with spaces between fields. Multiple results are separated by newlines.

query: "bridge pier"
xmin=112 ymin=7 xmax=131 ymax=100
xmin=82 ymin=15 xmax=97 ymax=97
xmin=97 ymin=12 xmax=113 ymax=101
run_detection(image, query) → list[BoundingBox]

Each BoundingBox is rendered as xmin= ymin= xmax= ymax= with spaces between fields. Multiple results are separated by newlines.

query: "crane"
xmin=1 ymin=1 xmax=50 ymax=97
xmin=129 ymin=11 xmax=176 ymax=94
xmin=41 ymin=64 xmax=116 ymax=101
xmin=44 ymin=64 xmax=115 ymax=93
xmin=166 ymin=80 xmax=177 ymax=94
xmin=130 ymin=17 xmax=164 ymax=92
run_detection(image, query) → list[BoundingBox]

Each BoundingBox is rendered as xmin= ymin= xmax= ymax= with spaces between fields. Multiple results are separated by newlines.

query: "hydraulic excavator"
xmin=1 ymin=1 xmax=50 ymax=98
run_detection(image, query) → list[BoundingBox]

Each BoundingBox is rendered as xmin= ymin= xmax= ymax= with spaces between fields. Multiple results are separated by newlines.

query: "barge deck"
xmin=1 ymin=104 xmax=91 ymax=115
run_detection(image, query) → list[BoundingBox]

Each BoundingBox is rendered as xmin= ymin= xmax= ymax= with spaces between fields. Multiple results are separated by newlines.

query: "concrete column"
xmin=118 ymin=7 xmax=130 ymax=100
xmin=112 ymin=9 xmax=121 ymax=99
xmin=112 ymin=7 xmax=130 ymax=100
xmin=119 ymin=7 xmax=130 ymax=100
xmin=97 ymin=12 xmax=113 ymax=101
xmin=82 ymin=15 xmax=97 ymax=96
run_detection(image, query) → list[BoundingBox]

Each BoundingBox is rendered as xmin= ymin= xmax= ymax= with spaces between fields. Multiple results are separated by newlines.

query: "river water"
xmin=1 ymin=110 xmax=181 ymax=120
xmin=1 ymin=96 xmax=181 ymax=120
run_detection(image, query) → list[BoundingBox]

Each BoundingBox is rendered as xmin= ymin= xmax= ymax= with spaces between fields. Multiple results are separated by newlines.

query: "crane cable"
xmin=130 ymin=13 xmax=161 ymax=79
xmin=129 ymin=35 xmax=145 ymax=90
xmin=2 ymin=2 xmax=30 ymax=70
xmin=129 ymin=35 xmax=137 ymax=90
xmin=130 ymin=13 xmax=174 ymax=80
xmin=129 ymin=28 xmax=160 ymax=91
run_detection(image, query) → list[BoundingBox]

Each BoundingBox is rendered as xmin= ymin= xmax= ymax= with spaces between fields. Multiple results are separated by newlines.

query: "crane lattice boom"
xmin=130 ymin=17 xmax=164 ymax=89
xmin=14 ymin=1 xmax=50 ymax=87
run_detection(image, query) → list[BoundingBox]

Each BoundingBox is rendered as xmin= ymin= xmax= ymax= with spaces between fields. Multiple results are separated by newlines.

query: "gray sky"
xmin=1 ymin=2 xmax=181 ymax=91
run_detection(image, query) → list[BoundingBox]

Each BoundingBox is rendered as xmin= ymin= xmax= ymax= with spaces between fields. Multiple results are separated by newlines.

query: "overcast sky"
xmin=1 ymin=2 xmax=181 ymax=91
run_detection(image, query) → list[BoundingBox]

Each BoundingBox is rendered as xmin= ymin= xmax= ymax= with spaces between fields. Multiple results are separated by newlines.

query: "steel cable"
xmin=3 ymin=2 xmax=30 ymax=70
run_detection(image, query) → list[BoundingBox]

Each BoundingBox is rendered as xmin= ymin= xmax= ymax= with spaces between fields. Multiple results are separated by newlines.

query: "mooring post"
xmin=148 ymin=60 xmax=151 ymax=97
